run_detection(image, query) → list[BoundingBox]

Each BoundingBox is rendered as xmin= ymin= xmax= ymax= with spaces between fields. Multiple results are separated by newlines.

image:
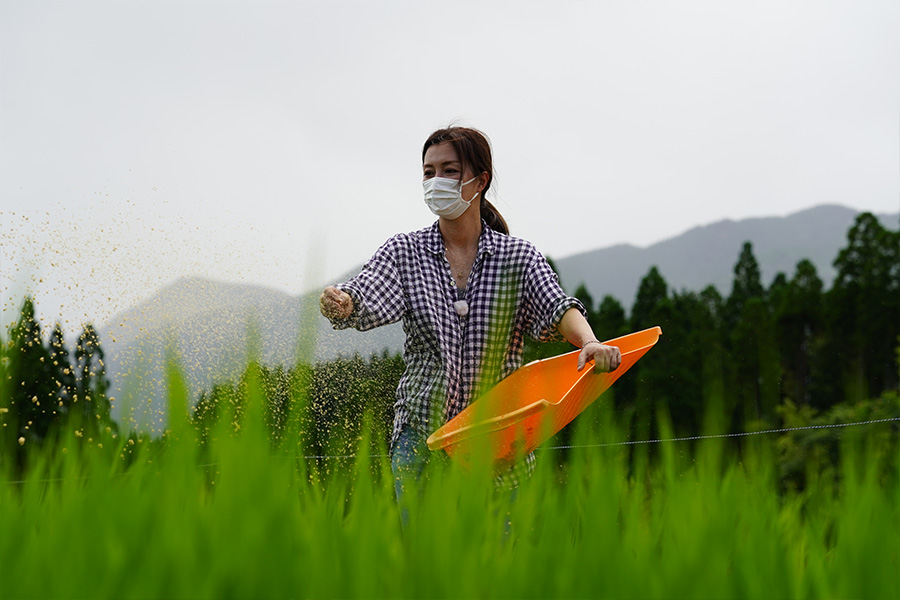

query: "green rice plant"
xmin=2 ymin=350 xmax=898 ymax=599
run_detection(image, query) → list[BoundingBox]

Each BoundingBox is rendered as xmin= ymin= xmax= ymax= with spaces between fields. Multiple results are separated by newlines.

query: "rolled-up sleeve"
xmin=329 ymin=238 xmax=407 ymax=331
xmin=524 ymin=253 xmax=586 ymax=342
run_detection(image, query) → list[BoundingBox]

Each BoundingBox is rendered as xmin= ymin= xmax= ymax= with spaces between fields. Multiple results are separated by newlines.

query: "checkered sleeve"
xmin=525 ymin=252 xmax=586 ymax=342
xmin=329 ymin=237 xmax=407 ymax=331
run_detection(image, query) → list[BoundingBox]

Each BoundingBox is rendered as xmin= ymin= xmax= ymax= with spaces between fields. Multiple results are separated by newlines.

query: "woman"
xmin=320 ymin=126 xmax=620 ymax=493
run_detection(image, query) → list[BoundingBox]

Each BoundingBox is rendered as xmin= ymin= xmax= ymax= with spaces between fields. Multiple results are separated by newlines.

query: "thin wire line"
xmin=299 ymin=454 xmax=390 ymax=459
xmin=538 ymin=416 xmax=900 ymax=450
xmin=5 ymin=416 xmax=897 ymax=485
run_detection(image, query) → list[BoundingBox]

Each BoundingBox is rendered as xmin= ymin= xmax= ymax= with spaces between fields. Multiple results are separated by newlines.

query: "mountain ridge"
xmin=553 ymin=204 xmax=898 ymax=307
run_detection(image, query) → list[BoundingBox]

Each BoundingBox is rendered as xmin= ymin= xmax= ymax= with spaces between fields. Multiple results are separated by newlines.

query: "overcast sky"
xmin=2 ymin=0 xmax=899 ymax=332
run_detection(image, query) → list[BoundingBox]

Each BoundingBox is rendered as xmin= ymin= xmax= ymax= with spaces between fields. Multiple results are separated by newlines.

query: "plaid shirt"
xmin=330 ymin=220 xmax=584 ymax=487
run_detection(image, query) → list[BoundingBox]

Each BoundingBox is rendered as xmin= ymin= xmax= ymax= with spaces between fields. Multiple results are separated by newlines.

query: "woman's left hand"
xmin=577 ymin=342 xmax=621 ymax=373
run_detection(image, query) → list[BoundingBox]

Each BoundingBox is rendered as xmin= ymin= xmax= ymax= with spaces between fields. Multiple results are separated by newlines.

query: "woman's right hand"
xmin=319 ymin=286 xmax=354 ymax=320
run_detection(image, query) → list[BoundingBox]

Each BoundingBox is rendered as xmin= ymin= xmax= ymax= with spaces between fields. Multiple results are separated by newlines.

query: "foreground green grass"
xmin=2 ymin=367 xmax=898 ymax=599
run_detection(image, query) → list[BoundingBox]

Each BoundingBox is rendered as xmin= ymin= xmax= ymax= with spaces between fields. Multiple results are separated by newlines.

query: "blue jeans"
xmin=390 ymin=424 xmax=516 ymax=534
xmin=390 ymin=424 xmax=439 ymax=527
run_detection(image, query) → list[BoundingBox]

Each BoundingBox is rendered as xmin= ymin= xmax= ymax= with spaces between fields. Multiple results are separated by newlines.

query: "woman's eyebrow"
xmin=422 ymin=160 xmax=461 ymax=168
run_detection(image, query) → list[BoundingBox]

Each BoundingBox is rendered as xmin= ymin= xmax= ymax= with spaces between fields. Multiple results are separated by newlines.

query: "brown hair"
xmin=422 ymin=126 xmax=509 ymax=235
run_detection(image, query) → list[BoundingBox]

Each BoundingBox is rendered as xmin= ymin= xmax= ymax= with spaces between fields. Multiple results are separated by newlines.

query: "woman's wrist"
xmin=581 ymin=339 xmax=601 ymax=349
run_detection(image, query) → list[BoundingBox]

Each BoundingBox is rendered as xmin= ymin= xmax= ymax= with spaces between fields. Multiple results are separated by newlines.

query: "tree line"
xmin=556 ymin=211 xmax=899 ymax=442
xmin=0 ymin=299 xmax=116 ymax=472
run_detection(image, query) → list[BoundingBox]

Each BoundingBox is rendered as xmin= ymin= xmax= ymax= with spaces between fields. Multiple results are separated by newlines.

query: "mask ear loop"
xmin=461 ymin=176 xmax=479 ymax=204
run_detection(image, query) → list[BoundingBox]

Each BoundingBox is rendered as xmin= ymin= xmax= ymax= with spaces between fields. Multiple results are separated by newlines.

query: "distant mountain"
xmin=99 ymin=204 xmax=897 ymax=429
xmin=100 ymin=276 xmax=405 ymax=429
xmin=553 ymin=204 xmax=898 ymax=307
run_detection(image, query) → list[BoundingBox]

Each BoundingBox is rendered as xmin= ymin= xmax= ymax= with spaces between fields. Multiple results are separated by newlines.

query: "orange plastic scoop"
xmin=426 ymin=326 xmax=662 ymax=470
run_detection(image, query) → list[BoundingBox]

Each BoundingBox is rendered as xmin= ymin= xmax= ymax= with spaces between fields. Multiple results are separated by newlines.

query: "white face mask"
xmin=423 ymin=176 xmax=479 ymax=220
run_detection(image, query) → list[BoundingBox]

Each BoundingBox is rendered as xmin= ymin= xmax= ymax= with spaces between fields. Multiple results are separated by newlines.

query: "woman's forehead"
xmin=423 ymin=141 xmax=459 ymax=165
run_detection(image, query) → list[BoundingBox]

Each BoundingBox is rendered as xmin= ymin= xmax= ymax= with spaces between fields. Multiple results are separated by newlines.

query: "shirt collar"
xmin=424 ymin=219 xmax=497 ymax=256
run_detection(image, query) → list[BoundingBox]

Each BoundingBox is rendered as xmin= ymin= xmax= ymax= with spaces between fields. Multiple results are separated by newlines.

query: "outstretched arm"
xmin=558 ymin=308 xmax=621 ymax=373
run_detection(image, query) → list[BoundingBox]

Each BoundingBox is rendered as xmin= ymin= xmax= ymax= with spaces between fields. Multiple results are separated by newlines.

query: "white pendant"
xmin=453 ymin=300 xmax=469 ymax=316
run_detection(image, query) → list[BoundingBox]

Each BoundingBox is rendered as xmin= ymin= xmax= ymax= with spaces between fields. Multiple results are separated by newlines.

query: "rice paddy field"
xmin=2 ymin=362 xmax=899 ymax=600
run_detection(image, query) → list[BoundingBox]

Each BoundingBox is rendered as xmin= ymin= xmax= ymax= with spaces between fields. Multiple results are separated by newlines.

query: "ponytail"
xmin=480 ymin=199 xmax=509 ymax=235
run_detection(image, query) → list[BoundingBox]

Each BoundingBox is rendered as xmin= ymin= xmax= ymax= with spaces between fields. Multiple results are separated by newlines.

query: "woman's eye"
xmin=423 ymin=171 xmax=434 ymax=178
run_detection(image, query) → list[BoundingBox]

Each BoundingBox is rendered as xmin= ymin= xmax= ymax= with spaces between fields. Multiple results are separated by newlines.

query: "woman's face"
xmin=423 ymin=142 xmax=482 ymax=199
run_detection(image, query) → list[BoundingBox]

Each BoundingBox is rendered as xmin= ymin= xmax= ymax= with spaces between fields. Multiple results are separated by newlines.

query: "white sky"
xmin=2 ymin=0 xmax=899 ymax=334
